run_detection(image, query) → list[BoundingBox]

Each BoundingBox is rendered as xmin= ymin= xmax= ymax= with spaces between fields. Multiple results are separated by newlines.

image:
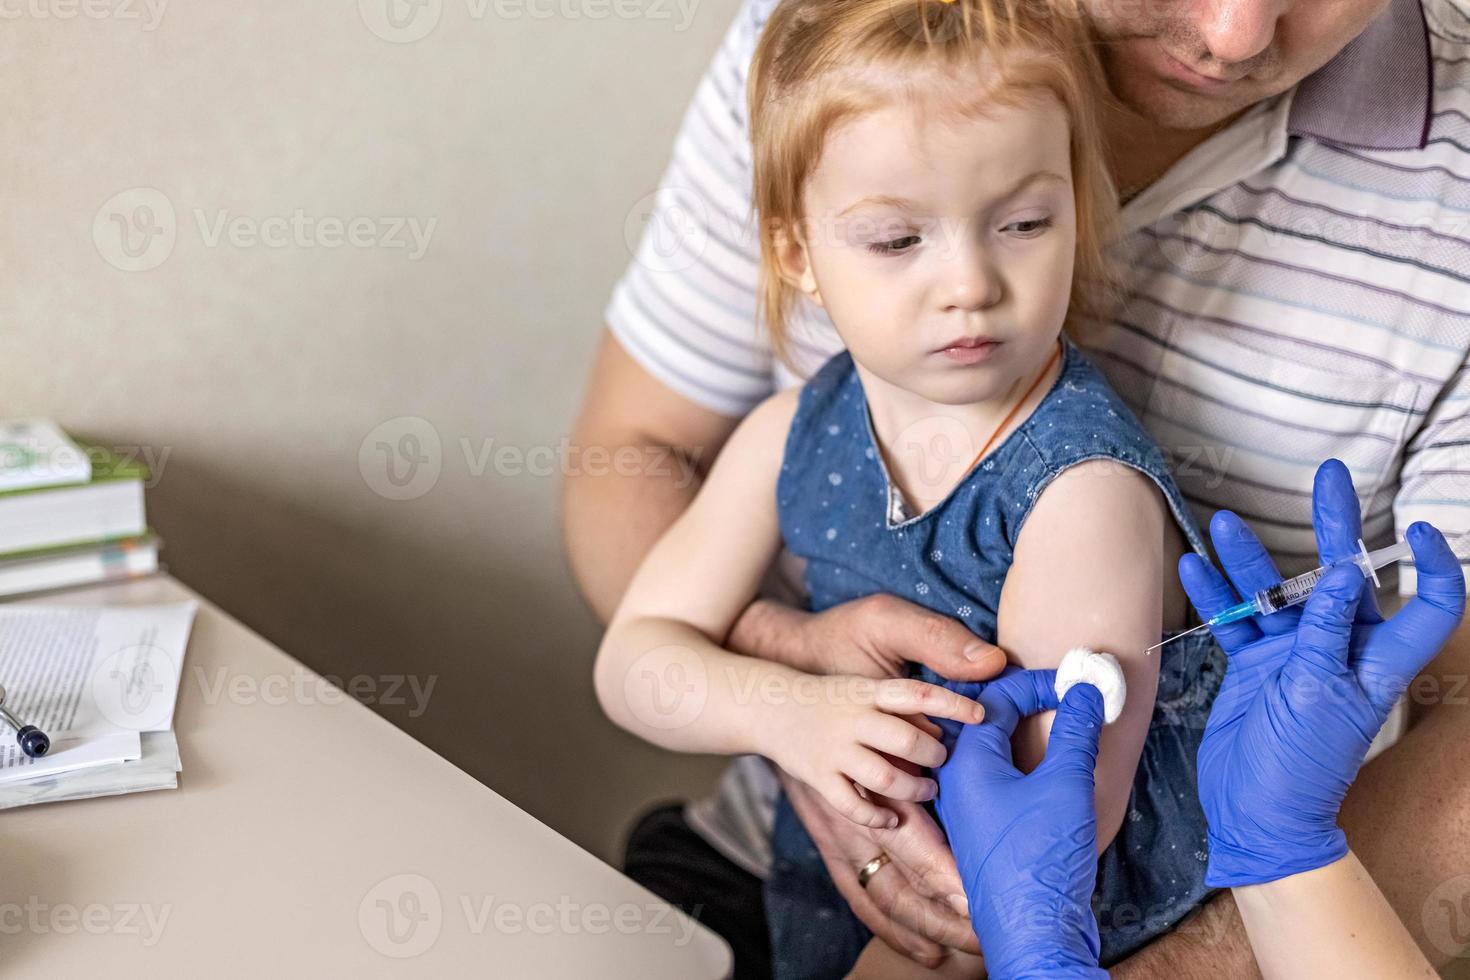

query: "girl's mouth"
xmin=935 ymin=338 xmax=1002 ymax=365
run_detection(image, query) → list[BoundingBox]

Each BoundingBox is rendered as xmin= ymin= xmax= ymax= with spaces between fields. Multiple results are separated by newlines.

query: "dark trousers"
xmin=622 ymin=802 xmax=773 ymax=980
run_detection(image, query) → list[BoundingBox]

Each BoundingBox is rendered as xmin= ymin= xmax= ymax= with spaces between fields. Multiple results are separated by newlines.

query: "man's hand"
xmin=729 ymin=592 xmax=1007 ymax=681
xmin=778 ymin=769 xmax=983 ymax=968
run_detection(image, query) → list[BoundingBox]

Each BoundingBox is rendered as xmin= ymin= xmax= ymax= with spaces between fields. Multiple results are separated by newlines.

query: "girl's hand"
xmin=763 ymin=675 xmax=985 ymax=828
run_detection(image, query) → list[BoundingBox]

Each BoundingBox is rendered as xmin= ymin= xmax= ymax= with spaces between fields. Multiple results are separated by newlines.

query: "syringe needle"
xmin=1142 ymin=528 xmax=1455 ymax=658
xmin=1146 ymin=620 xmax=1213 ymax=656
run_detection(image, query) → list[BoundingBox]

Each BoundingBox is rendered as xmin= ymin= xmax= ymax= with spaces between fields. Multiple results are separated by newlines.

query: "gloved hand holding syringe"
xmin=1148 ymin=531 xmax=1466 ymax=655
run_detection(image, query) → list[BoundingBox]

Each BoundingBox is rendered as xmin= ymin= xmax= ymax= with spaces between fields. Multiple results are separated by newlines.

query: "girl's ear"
xmin=773 ymin=221 xmax=825 ymax=310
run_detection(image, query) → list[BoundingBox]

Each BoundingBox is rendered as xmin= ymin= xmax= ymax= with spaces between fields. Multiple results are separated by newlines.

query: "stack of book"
xmin=0 ymin=419 xmax=160 ymax=599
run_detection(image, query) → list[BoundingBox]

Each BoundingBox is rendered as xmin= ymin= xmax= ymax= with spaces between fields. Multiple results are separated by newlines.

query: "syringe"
xmin=1146 ymin=537 xmax=1412 ymax=656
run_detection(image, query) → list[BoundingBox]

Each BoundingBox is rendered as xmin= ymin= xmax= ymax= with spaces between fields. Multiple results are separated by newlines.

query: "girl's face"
xmin=784 ymin=82 xmax=1078 ymax=408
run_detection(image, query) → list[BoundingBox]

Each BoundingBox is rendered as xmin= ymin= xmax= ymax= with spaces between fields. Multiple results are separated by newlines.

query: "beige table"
xmin=1 ymin=576 xmax=732 ymax=979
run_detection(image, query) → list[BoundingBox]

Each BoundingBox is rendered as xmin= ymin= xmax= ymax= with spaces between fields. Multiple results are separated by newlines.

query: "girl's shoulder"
xmin=775 ymin=350 xmax=875 ymax=508
xmin=734 ymin=383 xmax=803 ymax=459
xmin=1005 ymin=341 xmax=1208 ymax=557
xmin=702 ymin=383 xmax=803 ymax=505
xmin=796 ymin=349 xmax=859 ymax=403
xmin=780 ymin=349 xmax=861 ymax=449
xmin=1013 ymin=341 xmax=1173 ymax=480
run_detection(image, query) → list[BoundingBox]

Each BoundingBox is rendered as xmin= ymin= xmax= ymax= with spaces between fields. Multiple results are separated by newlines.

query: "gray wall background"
xmin=1 ymin=0 xmax=738 ymax=861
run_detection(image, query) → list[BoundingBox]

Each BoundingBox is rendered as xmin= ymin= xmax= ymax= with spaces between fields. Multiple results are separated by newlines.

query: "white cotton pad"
xmin=1055 ymin=648 xmax=1126 ymax=724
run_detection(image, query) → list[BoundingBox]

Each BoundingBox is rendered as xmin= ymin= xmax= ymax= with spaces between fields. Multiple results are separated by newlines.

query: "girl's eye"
xmin=1002 ymin=216 xmax=1053 ymax=238
xmin=866 ymin=235 xmax=921 ymax=255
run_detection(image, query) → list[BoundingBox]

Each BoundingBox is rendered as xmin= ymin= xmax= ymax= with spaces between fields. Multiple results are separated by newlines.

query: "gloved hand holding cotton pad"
xmin=1054 ymin=647 xmax=1126 ymax=723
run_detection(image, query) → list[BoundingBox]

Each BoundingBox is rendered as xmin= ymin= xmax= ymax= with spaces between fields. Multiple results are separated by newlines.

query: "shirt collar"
xmin=1287 ymin=0 xmax=1433 ymax=151
xmin=1119 ymin=92 xmax=1291 ymax=234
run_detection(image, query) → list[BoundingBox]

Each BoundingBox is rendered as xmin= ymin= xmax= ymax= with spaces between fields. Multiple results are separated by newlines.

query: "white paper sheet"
xmin=0 ymin=731 xmax=176 ymax=807
xmin=0 ymin=603 xmax=195 ymax=777
xmin=0 ymin=730 xmax=141 ymax=784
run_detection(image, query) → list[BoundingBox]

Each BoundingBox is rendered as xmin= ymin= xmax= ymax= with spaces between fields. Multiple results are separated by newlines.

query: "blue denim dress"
xmin=764 ymin=340 xmax=1226 ymax=977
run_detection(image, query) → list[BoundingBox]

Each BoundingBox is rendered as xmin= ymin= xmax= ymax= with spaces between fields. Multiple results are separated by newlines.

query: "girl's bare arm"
xmin=997 ymin=460 xmax=1171 ymax=849
xmin=593 ymin=388 xmax=983 ymax=828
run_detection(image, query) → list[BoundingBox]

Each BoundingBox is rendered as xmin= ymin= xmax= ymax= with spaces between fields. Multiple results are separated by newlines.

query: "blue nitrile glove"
xmin=1181 ymin=459 xmax=1467 ymax=888
xmin=934 ymin=668 xmax=1109 ymax=980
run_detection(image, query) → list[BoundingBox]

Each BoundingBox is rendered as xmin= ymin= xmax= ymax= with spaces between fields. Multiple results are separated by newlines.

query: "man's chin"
xmin=1104 ymin=57 xmax=1258 ymax=132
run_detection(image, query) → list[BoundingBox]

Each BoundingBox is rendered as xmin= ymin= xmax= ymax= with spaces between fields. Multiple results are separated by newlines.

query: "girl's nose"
xmin=942 ymin=242 xmax=1003 ymax=313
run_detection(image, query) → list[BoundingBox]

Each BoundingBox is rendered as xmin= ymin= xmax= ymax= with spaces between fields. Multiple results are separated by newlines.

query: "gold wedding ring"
xmin=857 ymin=852 xmax=892 ymax=889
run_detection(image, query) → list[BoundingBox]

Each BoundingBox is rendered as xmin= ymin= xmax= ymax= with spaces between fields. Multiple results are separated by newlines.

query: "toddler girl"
xmin=595 ymin=0 xmax=1223 ymax=975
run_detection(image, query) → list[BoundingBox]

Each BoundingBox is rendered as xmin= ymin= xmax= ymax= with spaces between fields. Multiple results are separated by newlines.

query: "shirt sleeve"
xmin=602 ymin=0 xmax=781 ymax=419
xmin=1396 ymin=351 xmax=1470 ymax=597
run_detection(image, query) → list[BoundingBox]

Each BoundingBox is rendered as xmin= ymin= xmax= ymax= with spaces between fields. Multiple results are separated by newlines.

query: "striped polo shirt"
xmin=606 ymin=0 xmax=1470 ymax=874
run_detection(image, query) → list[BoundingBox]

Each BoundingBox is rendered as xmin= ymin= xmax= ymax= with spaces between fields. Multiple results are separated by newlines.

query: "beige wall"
xmin=1 ymin=0 xmax=737 ymax=860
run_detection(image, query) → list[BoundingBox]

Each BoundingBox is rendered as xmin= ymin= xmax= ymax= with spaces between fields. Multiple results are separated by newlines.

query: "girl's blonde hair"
xmin=748 ymin=0 xmax=1118 ymax=364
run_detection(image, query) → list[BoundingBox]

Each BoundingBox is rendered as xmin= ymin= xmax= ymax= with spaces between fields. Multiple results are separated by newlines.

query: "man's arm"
xmin=562 ymin=329 xmax=739 ymax=623
xmin=1113 ymin=619 xmax=1470 ymax=978
xmin=1339 ymin=619 xmax=1470 ymax=964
